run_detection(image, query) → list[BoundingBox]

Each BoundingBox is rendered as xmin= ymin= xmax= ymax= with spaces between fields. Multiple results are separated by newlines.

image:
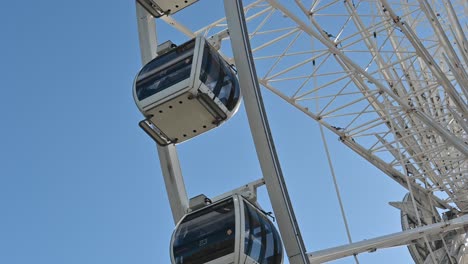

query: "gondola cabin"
xmin=133 ymin=36 xmax=241 ymax=145
xmin=170 ymin=195 xmax=283 ymax=264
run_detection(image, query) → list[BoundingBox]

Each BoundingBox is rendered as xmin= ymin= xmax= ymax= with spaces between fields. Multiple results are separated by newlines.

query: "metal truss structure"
xmin=137 ymin=0 xmax=467 ymax=263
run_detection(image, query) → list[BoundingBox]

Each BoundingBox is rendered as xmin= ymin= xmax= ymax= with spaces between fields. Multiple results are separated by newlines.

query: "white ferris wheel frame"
xmin=134 ymin=0 xmax=468 ymax=263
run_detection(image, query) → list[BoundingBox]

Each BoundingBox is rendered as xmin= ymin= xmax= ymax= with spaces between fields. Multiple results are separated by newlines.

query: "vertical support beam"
xmin=135 ymin=3 xmax=189 ymax=224
xmin=223 ymin=1 xmax=309 ymax=263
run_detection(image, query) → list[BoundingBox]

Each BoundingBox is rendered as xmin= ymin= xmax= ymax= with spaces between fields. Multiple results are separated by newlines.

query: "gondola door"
xmin=240 ymin=200 xmax=284 ymax=264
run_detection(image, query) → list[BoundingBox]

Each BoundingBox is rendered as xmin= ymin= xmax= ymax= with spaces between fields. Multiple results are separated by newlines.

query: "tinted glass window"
xmin=199 ymin=44 xmax=221 ymax=92
xmin=135 ymin=39 xmax=195 ymax=101
xmin=244 ymin=202 xmax=283 ymax=264
xmin=173 ymin=199 xmax=236 ymax=264
xmin=139 ymin=39 xmax=195 ymax=77
xmin=220 ymin=63 xmax=240 ymax=111
xmin=199 ymin=43 xmax=240 ymax=111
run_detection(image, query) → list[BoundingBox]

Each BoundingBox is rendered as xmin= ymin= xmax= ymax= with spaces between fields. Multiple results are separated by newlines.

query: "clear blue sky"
xmin=1 ymin=1 xmax=413 ymax=263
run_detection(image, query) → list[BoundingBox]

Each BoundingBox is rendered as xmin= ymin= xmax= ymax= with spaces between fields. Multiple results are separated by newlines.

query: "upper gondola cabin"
xmin=133 ymin=36 xmax=241 ymax=145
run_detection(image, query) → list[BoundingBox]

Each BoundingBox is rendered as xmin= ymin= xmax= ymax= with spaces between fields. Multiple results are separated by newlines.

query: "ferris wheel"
xmin=132 ymin=0 xmax=467 ymax=263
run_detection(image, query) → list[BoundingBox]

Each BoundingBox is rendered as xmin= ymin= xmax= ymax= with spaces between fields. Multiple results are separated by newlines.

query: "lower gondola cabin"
xmin=170 ymin=195 xmax=283 ymax=264
xmin=133 ymin=36 xmax=241 ymax=145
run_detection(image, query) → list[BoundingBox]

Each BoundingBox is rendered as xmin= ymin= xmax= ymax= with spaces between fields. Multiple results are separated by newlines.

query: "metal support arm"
xmin=308 ymin=214 xmax=468 ymax=263
xmin=223 ymin=0 xmax=309 ymax=263
xmin=136 ymin=3 xmax=189 ymax=224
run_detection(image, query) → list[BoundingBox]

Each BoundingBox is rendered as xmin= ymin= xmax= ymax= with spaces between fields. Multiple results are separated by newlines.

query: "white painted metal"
xmin=136 ymin=0 xmax=199 ymax=18
xmin=308 ymin=214 xmax=468 ymax=263
xmin=136 ymin=0 xmax=468 ymax=262
xmin=443 ymin=0 xmax=468 ymax=70
xmin=379 ymin=0 xmax=468 ymax=116
xmin=211 ymin=178 xmax=265 ymax=205
xmin=223 ymin=0 xmax=309 ymax=263
xmin=136 ymin=3 xmax=189 ymax=224
xmin=416 ymin=0 xmax=468 ymax=98
xmin=156 ymin=145 xmax=189 ymax=223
